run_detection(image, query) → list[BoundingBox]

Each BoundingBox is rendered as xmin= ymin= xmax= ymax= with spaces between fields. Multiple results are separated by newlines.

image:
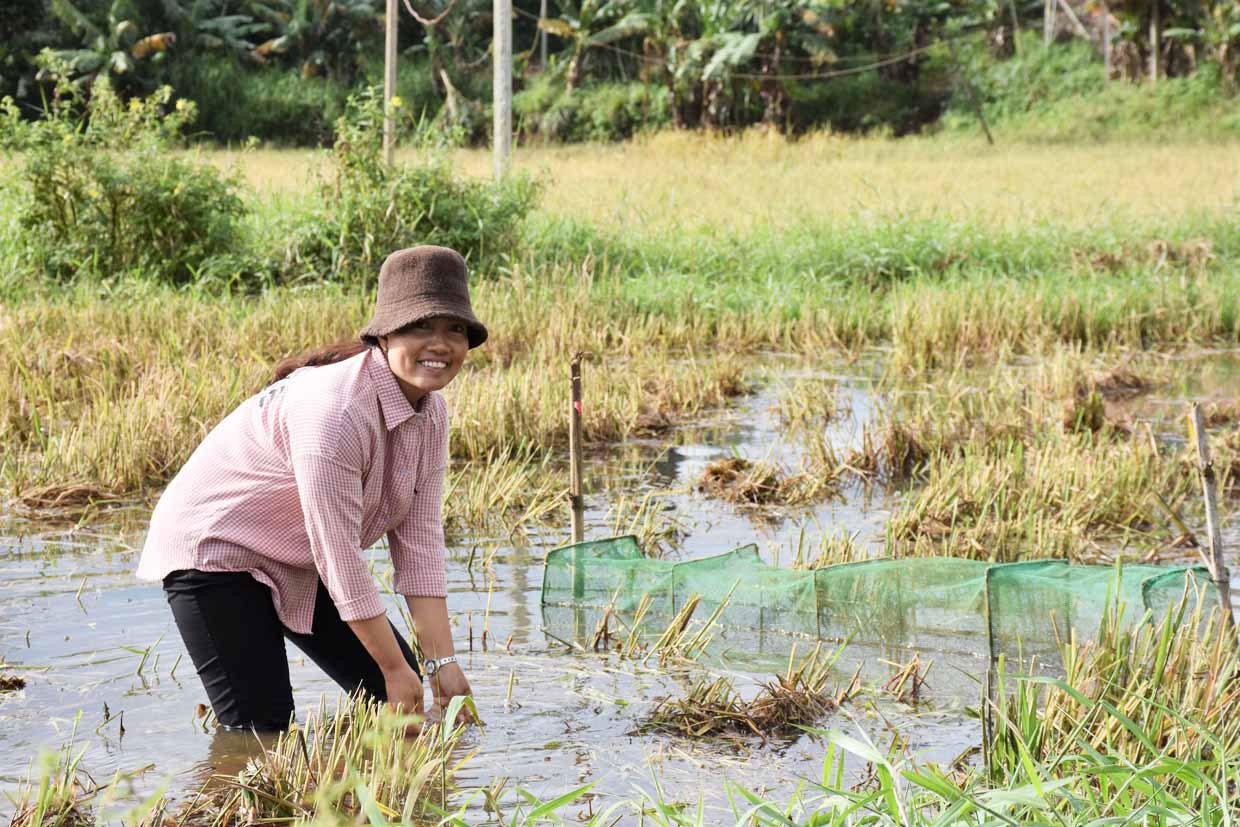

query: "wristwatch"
xmin=423 ymin=655 xmax=458 ymax=677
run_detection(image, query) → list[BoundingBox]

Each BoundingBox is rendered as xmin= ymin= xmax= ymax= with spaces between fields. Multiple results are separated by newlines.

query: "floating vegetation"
xmin=698 ymin=458 xmax=786 ymax=505
xmin=0 ymin=672 xmax=28 ymax=691
xmin=641 ymin=644 xmax=856 ymax=740
xmin=696 ymin=457 xmax=837 ymax=508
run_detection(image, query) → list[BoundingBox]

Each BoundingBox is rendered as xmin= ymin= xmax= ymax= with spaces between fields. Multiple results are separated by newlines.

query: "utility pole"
xmin=1149 ymin=0 xmax=1160 ymax=83
xmin=1102 ymin=0 xmax=1112 ymax=82
xmin=384 ymin=0 xmax=398 ymax=167
xmin=493 ymin=0 xmax=512 ymax=180
xmin=539 ymin=0 xmax=549 ymax=69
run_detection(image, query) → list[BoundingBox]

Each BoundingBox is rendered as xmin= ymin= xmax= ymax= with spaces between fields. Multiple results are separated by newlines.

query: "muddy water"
xmin=2 ymin=354 xmax=1237 ymax=821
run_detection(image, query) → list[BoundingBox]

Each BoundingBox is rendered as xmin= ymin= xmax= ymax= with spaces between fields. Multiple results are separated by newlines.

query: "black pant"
xmin=163 ymin=569 xmax=419 ymax=730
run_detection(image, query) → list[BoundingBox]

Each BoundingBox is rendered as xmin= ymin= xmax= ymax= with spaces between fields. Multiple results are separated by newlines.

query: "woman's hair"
xmin=269 ymin=340 xmax=370 ymax=386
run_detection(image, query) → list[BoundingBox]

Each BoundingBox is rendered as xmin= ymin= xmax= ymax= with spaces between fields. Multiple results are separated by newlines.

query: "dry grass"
xmin=453 ymin=135 xmax=1240 ymax=232
xmin=697 ymin=456 xmax=842 ymax=508
xmin=0 ymin=274 xmax=753 ymax=519
xmin=842 ymin=350 xmax=1205 ymax=560
xmin=775 ymin=376 xmax=843 ymax=429
xmin=641 ymin=644 xmax=856 ymax=740
xmin=178 ymin=694 xmax=468 ymax=825
xmin=790 ymin=528 xmax=868 ymax=570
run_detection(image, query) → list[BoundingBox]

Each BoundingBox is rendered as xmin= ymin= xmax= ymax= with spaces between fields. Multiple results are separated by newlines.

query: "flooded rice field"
xmin=3 ymin=352 xmax=1239 ymax=821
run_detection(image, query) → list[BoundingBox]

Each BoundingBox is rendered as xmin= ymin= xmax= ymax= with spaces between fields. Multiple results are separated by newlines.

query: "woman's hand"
xmin=430 ymin=662 xmax=474 ymax=724
xmin=383 ymin=663 xmax=425 ymax=719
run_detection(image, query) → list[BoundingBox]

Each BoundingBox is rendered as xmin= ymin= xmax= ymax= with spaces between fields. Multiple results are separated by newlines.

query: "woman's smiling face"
xmin=380 ymin=316 xmax=470 ymax=404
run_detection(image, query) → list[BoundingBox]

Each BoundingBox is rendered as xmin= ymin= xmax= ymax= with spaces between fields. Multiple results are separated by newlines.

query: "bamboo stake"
xmin=981 ymin=566 xmax=998 ymax=776
xmin=1188 ymin=403 xmax=1234 ymax=632
xmin=569 ymin=353 xmax=585 ymax=545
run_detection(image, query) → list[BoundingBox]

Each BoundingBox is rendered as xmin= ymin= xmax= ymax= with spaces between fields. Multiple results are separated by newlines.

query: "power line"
xmin=511 ymin=6 xmax=988 ymax=81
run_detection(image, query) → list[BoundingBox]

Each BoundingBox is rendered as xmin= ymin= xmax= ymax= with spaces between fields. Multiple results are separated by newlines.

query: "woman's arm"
xmin=347 ymin=614 xmax=424 ymax=715
xmin=406 ymin=595 xmax=472 ymax=720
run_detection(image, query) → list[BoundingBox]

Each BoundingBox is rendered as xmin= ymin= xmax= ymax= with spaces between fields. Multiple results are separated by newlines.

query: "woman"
xmin=137 ymin=245 xmax=482 ymax=731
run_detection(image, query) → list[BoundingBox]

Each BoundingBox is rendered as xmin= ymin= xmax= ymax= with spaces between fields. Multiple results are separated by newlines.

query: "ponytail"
xmin=269 ymin=340 xmax=370 ymax=386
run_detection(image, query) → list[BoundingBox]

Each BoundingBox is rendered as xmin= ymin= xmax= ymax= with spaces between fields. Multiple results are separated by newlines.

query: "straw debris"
xmin=697 ymin=457 xmax=837 ymax=507
xmin=0 ymin=673 xmax=28 ymax=691
xmin=641 ymin=645 xmax=856 ymax=740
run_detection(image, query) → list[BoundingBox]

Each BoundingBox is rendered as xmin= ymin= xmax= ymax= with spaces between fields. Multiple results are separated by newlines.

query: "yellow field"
xmin=210 ymin=132 xmax=1240 ymax=231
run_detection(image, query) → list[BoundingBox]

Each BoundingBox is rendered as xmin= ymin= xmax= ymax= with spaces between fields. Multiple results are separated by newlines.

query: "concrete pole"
xmin=493 ymin=0 xmax=512 ymax=180
xmin=1149 ymin=0 xmax=1160 ymax=83
xmin=539 ymin=0 xmax=549 ymax=70
xmin=1102 ymin=1 xmax=1112 ymax=82
xmin=384 ymin=0 xmax=398 ymax=167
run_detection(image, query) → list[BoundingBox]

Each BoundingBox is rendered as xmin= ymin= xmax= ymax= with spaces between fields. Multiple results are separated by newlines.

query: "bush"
xmin=515 ymin=78 xmax=671 ymax=142
xmin=169 ymin=55 xmax=443 ymax=146
xmin=169 ymin=56 xmax=350 ymax=146
xmin=0 ymin=69 xmax=249 ymax=285
xmin=280 ymin=87 xmax=540 ymax=283
xmin=943 ymin=33 xmax=1240 ymax=141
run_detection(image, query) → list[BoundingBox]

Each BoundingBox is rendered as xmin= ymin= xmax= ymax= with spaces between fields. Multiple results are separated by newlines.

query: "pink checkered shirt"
xmin=137 ymin=348 xmax=448 ymax=634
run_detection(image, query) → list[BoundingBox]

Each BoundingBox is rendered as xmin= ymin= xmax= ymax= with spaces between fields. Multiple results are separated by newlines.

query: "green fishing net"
xmin=540 ymin=536 xmax=1209 ymax=659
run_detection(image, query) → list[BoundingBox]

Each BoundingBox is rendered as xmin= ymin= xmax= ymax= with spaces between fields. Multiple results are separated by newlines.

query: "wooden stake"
xmin=1189 ymin=403 xmax=1234 ymax=631
xmin=569 ymin=353 xmax=585 ymax=544
xmin=492 ymin=0 xmax=513 ymax=180
xmin=383 ymin=0 xmax=398 ymax=167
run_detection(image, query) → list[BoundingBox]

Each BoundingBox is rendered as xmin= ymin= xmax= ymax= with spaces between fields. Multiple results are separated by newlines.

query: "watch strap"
xmin=425 ymin=654 xmax=458 ymax=676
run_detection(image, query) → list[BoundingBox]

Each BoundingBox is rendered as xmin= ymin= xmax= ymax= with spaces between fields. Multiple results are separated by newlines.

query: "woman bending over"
xmin=138 ymin=246 xmax=482 ymax=730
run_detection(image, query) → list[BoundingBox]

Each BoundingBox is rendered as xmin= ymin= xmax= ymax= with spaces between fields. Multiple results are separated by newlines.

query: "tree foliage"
xmin=3 ymin=0 xmax=1236 ymax=140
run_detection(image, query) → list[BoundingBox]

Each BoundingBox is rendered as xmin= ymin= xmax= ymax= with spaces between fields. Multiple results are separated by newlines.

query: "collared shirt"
xmin=137 ymin=348 xmax=448 ymax=634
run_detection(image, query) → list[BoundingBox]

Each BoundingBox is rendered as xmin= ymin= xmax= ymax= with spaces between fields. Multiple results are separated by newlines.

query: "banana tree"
xmin=539 ymin=0 xmax=652 ymax=88
xmin=45 ymin=0 xmax=177 ymax=89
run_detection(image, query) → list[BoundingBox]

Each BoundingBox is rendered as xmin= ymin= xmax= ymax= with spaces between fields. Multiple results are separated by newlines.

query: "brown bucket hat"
xmin=359 ymin=246 xmax=488 ymax=349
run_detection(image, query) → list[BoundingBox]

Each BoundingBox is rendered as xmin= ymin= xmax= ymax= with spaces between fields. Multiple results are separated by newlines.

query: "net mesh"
xmin=541 ymin=536 xmax=1209 ymax=658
